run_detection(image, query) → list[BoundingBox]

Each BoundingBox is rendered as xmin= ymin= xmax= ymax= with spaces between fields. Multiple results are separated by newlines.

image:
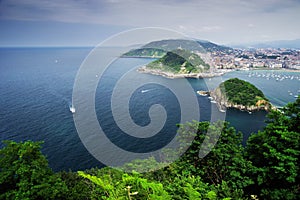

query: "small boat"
xmin=210 ymin=100 xmax=217 ymax=104
xmin=141 ymin=89 xmax=150 ymax=93
xmin=197 ymin=90 xmax=209 ymax=96
xmin=70 ymin=105 xmax=76 ymax=113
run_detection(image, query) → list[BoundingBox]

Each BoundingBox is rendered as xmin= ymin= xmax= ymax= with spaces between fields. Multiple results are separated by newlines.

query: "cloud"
xmin=1 ymin=0 xmax=299 ymax=25
xmin=248 ymin=23 xmax=255 ymax=28
xmin=201 ymin=26 xmax=221 ymax=32
xmin=0 ymin=0 xmax=299 ymax=44
xmin=0 ymin=0 xmax=106 ymax=22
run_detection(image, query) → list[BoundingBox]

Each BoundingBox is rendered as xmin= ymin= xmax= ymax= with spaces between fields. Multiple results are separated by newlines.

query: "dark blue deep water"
xmin=0 ymin=47 xmax=299 ymax=171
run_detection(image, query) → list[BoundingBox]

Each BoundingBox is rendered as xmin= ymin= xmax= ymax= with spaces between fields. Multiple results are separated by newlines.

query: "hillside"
xmin=144 ymin=49 xmax=210 ymax=74
xmin=211 ymin=78 xmax=272 ymax=111
xmin=122 ymin=48 xmax=166 ymax=58
xmin=123 ymin=39 xmax=232 ymax=57
xmin=196 ymin=40 xmax=233 ymax=53
xmin=233 ymin=39 xmax=300 ymax=49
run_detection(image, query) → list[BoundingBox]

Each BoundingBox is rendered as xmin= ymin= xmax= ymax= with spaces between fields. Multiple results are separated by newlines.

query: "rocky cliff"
xmin=210 ymin=78 xmax=273 ymax=112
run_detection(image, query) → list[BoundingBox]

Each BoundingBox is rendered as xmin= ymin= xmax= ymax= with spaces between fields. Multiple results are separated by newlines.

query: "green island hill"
xmin=137 ymin=49 xmax=219 ymax=78
xmin=210 ymin=78 xmax=273 ymax=112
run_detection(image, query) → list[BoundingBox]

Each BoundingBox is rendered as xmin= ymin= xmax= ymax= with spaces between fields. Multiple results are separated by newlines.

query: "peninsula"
xmin=137 ymin=49 xmax=224 ymax=78
xmin=210 ymin=78 xmax=272 ymax=112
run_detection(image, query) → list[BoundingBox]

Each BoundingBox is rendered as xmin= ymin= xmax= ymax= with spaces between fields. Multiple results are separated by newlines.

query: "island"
xmin=210 ymin=78 xmax=273 ymax=112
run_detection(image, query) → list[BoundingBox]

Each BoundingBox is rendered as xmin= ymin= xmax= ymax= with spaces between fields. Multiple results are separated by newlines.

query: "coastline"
xmin=137 ymin=65 xmax=300 ymax=80
xmin=137 ymin=66 xmax=230 ymax=79
xmin=138 ymin=64 xmax=287 ymax=112
xmin=198 ymin=89 xmax=276 ymax=113
xmin=121 ymin=55 xmax=162 ymax=59
xmin=208 ymin=87 xmax=277 ymax=113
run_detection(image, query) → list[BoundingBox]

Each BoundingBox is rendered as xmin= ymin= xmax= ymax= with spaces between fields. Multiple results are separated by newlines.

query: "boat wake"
xmin=141 ymin=89 xmax=154 ymax=93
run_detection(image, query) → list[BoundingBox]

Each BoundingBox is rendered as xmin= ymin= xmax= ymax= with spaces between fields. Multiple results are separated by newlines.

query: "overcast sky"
xmin=0 ymin=0 xmax=299 ymax=46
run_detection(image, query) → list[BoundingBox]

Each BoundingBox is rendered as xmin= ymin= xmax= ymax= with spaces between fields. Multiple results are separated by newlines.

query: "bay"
xmin=0 ymin=47 xmax=299 ymax=171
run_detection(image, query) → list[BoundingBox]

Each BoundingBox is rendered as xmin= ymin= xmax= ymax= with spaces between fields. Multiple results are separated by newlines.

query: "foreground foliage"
xmin=245 ymin=96 xmax=300 ymax=199
xmin=0 ymin=97 xmax=299 ymax=199
xmin=0 ymin=141 xmax=68 ymax=199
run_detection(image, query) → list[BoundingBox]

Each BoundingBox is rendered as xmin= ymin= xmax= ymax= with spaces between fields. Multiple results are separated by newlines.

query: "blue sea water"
xmin=0 ymin=47 xmax=299 ymax=171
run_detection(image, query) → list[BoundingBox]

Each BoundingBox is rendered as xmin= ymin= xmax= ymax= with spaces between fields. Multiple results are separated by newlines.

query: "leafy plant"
xmin=78 ymin=170 xmax=170 ymax=199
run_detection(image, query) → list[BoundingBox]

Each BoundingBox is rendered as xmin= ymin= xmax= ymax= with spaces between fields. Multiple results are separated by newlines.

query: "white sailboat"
xmin=69 ymin=105 xmax=76 ymax=113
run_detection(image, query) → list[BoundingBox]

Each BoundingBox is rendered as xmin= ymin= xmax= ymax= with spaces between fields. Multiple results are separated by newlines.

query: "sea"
xmin=0 ymin=47 xmax=299 ymax=171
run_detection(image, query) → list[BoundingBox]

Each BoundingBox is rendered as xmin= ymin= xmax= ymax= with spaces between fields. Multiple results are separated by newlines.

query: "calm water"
xmin=0 ymin=47 xmax=299 ymax=171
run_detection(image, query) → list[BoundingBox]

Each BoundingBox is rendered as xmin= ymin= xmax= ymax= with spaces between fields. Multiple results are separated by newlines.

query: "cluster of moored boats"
xmin=247 ymin=72 xmax=300 ymax=98
xmin=247 ymin=72 xmax=300 ymax=82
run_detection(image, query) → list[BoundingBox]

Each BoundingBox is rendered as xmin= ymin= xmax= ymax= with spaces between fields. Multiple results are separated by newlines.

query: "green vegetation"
xmin=146 ymin=49 xmax=210 ymax=73
xmin=0 ymin=141 xmax=68 ymax=199
xmin=245 ymin=97 xmax=300 ymax=199
xmin=123 ymin=48 xmax=166 ymax=58
xmin=123 ymin=39 xmax=233 ymax=57
xmin=218 ymin=78 xmax=269 ymax=106
xmin=1 ymin=97 xmax=299 ymax=199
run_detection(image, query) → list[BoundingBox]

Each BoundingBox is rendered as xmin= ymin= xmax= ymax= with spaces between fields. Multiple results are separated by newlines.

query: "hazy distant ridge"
xmin=232 ymin=39 xmax=300 ymax=49
xmin=123 ymin=39 xmax=233 ymax=58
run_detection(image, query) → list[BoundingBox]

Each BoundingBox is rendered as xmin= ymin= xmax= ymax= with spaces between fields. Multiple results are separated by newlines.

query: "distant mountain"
xmin=231 ymin=39 xmax=300 ymax=49
xmin=123 ymin=39 xmax=232 ymax=57
xmin=196 ymin=40 xmax=233 ymax=53
xmin=122 ymin=48 xmax=165 ymax=58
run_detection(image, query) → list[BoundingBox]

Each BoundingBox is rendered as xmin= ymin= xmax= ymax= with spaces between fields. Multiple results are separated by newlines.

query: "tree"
xmin=59 ymin=171 xmax=92 ymax=200
xmin=245 ymin=97 xmax=300 ymax=199
xmin=0 ymin=140 xmax=68 ymax=200
xmin=177 ymin=121 xmax=254 ymax=199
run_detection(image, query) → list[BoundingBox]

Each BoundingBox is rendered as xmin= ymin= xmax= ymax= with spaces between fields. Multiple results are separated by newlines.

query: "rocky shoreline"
xmin=209 ymin=88 xmax=274 ymax=112
xmin=138 ymin=65 xmax=285 ymax=112
xmin=137 ymin=66 xmax=228 ymax=79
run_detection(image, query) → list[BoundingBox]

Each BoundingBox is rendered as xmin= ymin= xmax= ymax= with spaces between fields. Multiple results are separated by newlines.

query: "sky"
xmin=0 ymin=0 xmax=300 ymax=46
